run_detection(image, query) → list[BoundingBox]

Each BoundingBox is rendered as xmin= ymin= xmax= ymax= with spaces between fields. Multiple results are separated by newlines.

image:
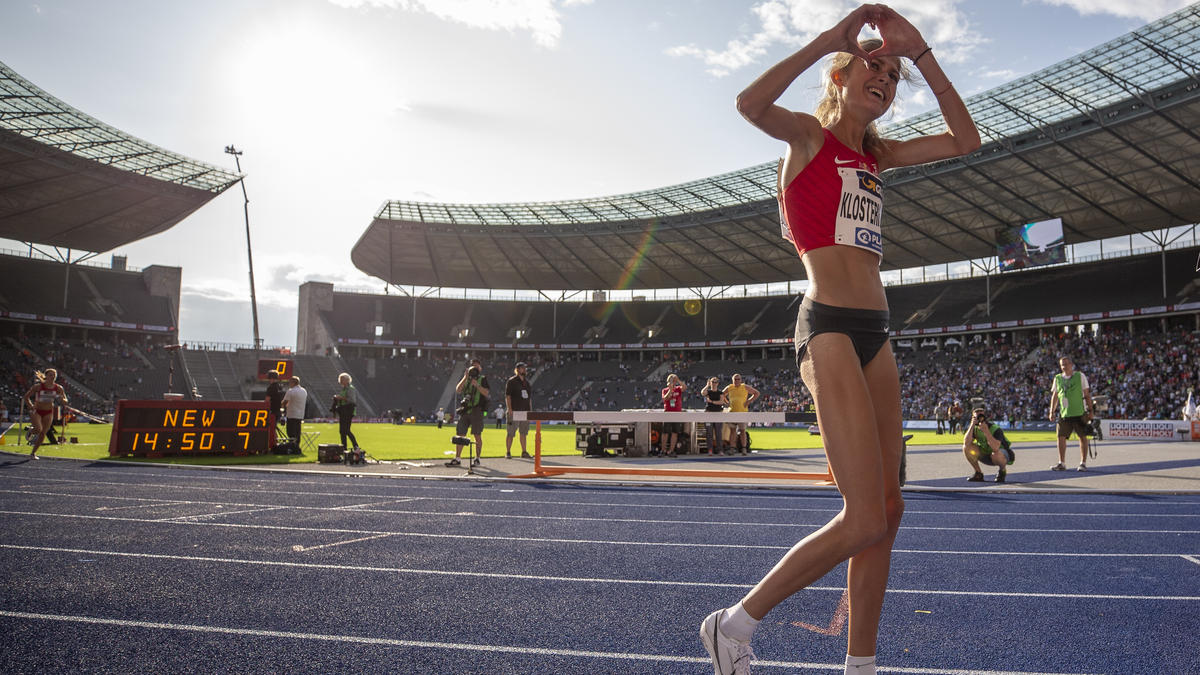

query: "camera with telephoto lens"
xmin=467 ymin=366 xmax=480 ymax=379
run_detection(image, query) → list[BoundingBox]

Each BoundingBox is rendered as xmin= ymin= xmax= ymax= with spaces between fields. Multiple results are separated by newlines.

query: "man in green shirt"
xmin=963 ymin=408 xmax=1013 ymax=483
xmin=1048 ymin=356 xmax=1095 ymax=471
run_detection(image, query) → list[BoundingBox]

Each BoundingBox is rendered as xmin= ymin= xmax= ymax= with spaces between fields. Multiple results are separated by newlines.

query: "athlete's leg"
xmin=846 ymin=343 xmax=905 ymax=658
xmin=29 ymin=411 xmax=48 ymax=451
xmin=739 ymin=333 xmax=888 ymax=620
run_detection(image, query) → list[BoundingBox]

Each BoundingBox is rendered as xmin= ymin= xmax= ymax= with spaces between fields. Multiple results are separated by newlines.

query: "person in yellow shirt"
xmin=722 ymin=374 xmax=760 ymax=455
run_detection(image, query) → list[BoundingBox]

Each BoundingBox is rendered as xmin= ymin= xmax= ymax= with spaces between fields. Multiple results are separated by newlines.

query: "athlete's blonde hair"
xmin=813 ymin=38 xmax=916 ymax=157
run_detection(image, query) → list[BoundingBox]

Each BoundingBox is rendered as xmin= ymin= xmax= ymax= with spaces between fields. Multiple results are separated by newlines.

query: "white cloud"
xmin=668 ymin=0 xmax=982 ymax=77
xmin=975 ymin=68 xmax=1019 ymax=81
xmin=327 ymin=0 xmax=593 ymax=47
xmin=1031 ymin=0 xmax=1194 ymax=21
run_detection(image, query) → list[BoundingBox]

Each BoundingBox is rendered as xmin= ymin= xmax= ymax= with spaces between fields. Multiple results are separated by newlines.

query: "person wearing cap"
xmin=505 ymin=361 xmax=533 ymax=459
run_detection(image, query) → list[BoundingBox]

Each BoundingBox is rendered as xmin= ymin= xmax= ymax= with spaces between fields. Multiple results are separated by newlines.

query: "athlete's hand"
xmin=826 ymin=4 xmax=887 ymax=63
xmin=870 ymin=5 xmax=928 ymax=61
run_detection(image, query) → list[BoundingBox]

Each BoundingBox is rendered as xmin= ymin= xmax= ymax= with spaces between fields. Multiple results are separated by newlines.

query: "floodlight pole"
xmin=224 ymin=145 xmax=263 ymax=356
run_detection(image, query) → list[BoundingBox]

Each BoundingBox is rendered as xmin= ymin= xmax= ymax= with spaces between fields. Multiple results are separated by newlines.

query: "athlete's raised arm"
xmin=735 ymin=4 xmax=887 ymax=145
xmin=872 ymin=6 xmax=980 ymax=170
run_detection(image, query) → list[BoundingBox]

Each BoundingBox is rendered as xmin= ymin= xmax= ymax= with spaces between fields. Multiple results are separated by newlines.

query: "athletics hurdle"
xmin=506 ymin=410 xmax=835 ymax=482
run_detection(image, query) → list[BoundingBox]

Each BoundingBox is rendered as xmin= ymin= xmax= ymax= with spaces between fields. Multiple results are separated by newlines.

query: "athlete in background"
xmin=24 ymin=368 xmax=67 ymax=460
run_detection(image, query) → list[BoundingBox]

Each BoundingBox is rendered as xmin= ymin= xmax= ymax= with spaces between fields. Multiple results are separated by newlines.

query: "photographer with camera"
xmin=963 ymin=407 xmax=1014 ymax=483
xmin=447 ymin=357 xmax=489 ymax=467
xmin=1048 ymin=355 xmax=1095 ymax=471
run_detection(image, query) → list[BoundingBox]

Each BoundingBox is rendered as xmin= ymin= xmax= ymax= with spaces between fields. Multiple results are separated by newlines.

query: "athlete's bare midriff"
xmin=801 ymin=245 xmax=888 ymax=311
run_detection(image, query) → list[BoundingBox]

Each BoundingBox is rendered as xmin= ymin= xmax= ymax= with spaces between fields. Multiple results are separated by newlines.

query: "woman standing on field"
xmin=700 ymin=5 xmax=980 ymax=674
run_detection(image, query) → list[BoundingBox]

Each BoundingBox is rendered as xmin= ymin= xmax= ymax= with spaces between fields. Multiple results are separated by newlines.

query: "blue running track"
xmin=1 ymin=457 xmax=1197 ymax=673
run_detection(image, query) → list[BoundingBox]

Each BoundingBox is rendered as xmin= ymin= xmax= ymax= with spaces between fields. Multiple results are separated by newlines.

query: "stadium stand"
xmin=308 ymin=247 xmax=1196 ymax=355
xmin=0 ymin=251 xmax=184 ymax=415
xmin=3 ymin=243 xmax=1195 ymax=427
xmin=0 ymin=252 xmax=177 ymax=330
xmin=298 ymin=352 xmax=378 ymax=418
xmin=302 ymin=243 xmax=1199 ymax=422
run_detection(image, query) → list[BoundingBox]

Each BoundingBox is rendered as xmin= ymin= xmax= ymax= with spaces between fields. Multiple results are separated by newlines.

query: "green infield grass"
xmin=3 ymin=421 xmax=1059 ymax=465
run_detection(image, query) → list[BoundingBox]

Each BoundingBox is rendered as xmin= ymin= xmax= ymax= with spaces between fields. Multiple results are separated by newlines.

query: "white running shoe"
xmin=1077 ymin=463 xmax=1087 ymax=471
xmin=700 ymin=609 xmax=754 ymax=674
xmin=1050 ymin=462 xmax=1066 ymax=471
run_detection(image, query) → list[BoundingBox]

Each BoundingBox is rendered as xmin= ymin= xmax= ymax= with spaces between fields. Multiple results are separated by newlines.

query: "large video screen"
xmin=997 ymin=218 xmax=1066 ymax=271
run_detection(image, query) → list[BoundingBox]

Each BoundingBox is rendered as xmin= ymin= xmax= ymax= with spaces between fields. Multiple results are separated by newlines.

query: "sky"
xmin=1 ymin=0 xmax=1195 ymax=347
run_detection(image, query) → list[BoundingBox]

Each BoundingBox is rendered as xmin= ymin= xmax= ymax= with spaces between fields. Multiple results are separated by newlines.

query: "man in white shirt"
xmin=281 ymin=376 xmax=308 ymax=444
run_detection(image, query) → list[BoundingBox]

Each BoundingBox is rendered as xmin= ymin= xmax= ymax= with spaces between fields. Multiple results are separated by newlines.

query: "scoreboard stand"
xmin=109 ymin=400 xmax=276 ymax=458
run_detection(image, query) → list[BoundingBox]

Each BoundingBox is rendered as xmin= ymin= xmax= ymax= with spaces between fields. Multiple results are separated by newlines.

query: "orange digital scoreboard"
xmin=108 ymin=400 xmax=276 ymax=457
xmin=257 ymin=358 xmax=294 ymax=380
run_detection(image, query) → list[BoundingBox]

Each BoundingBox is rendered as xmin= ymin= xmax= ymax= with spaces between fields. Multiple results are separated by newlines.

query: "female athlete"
xmin=24 ymin=368 xmax=67 ymax=460
xmin=701 ymin=5 xmax=980 ymax=674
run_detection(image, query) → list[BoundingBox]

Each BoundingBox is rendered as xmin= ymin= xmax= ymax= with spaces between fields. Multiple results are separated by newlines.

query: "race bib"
xmin=834 ymin=167 xmax=884 ymax=256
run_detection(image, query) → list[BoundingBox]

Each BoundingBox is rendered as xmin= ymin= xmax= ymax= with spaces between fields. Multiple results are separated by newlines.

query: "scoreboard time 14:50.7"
xmin=108 ymin=400 xmax=276 ymax=457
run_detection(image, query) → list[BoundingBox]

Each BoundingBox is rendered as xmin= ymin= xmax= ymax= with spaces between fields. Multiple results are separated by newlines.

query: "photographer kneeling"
xmin=963 ymin=408 xmax=1014 ymax=483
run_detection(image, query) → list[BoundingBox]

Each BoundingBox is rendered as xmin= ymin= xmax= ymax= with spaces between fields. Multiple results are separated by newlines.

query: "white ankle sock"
xmin=719 ymin=601 xmax=760 ymax=642
xmin=845 ymin=654 xmax=876 ymax=674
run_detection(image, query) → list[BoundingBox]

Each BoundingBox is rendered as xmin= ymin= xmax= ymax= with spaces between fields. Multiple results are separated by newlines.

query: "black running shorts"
xmin=794 ymin=297 xmax=891 ymax=367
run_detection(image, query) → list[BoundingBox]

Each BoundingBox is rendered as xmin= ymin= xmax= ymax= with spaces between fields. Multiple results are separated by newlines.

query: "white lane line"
xmin=4 ymin=488 xmax=414 ymax=513
xmin=4 ymin=475 xmax=1195 ymax=516
xmin=292 ymin=533 xmax=396 ymax=552
xmin=8 ymin=471 xmax=1197 ymax=511
xmin=95 ymin=502 xmax=185 ymax=512
xmin=4 ymin=510 xmax=1199 ymax=559
xmin=1183 ymin=555 xmax=1200 ymax=567
xmin=14 ymin=482 xmax=1199 ymax=519
xmin=894 ymin=548 xmax=1200 ymax=558
xmin=2 ymin=491 xmax=1196 ymax=534
xmin=2 ymin=544 xmax=1198 ymax=601
xmin=0 ymin=610 xmax=1090 ymax=675
xmin=156 ymin=507 xmax=288 ymax=522
xmin=331 ymin=499 xmax=415 ymax=510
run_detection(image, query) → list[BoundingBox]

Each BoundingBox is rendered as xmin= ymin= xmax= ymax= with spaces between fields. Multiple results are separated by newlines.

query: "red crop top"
xmin=779 ymin=128 xmax=884 ymax=259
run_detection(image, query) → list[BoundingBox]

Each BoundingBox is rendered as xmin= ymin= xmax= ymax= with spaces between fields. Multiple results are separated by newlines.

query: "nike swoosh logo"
xmin=834 ymin=157 xmax=857 ymax=165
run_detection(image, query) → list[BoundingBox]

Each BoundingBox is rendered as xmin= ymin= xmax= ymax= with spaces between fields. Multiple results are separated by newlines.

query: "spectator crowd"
xmin=3 ymin=323 xmax=1196 ymax=424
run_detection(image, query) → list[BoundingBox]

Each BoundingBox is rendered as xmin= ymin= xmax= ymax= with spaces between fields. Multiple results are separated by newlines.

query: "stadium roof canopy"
xmin=357 ymin=4 xmax=1200 ymax=291
xmin=0 ymin=60 xmax=242 ymax=254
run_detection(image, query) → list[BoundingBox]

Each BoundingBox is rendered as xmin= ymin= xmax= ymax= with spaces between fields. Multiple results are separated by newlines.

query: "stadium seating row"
xmin=322 ymin=248 xmax=1199 ymax=345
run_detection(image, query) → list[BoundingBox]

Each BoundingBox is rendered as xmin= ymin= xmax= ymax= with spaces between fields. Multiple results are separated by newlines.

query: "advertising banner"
xmin=1100 ymin=419 xmax=1186 ymax=441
